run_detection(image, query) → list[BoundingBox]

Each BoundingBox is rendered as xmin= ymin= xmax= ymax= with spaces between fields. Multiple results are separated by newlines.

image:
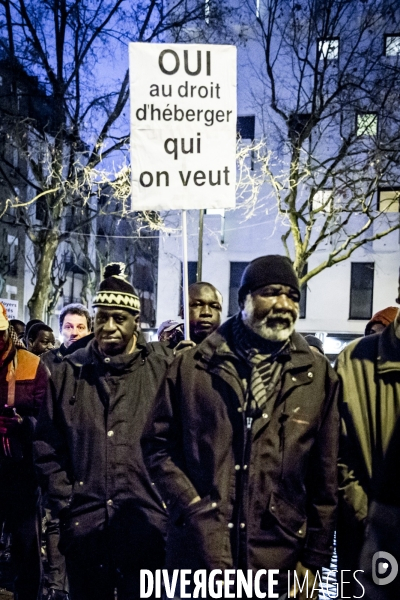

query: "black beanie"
xmin=238 ymin=255 xmax=300 ymax=304
xmin=92 ymin=262 xmax=140 ymax=313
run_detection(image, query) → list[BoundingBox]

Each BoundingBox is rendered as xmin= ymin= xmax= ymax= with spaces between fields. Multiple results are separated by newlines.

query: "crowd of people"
xmin=0 ymin=255 xmax=399 ymax=600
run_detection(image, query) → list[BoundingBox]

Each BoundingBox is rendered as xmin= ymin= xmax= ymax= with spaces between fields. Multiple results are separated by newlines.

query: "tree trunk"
xmin=27 ymin=231 xmax=60 ymax=320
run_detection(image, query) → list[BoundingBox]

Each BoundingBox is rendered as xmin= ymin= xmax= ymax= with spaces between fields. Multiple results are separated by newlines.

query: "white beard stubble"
xmin=241 ymin=294 xmax=297 ymax=342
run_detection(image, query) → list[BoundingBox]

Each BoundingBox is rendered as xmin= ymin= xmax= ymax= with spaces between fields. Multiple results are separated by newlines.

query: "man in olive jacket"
xmin=336 ymin=310 xmax=400 ymax=595
xmin=142 ymin=256 xmax=339 ymax=598
xmin=35 ymin=264 xmax=169 ymax=600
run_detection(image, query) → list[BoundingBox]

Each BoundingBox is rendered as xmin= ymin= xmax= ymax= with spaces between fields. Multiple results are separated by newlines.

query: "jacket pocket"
xmin=262 ymin=490 xmax=307 ymax=540
xmin=167 ymin=495 xmax=229 ymax=571
xmin=179 ymin=494 xmax=217 ymax=522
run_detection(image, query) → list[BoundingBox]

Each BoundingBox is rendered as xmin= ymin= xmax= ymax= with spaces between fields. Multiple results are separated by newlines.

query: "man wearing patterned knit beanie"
xmin=35 ymin=263 xmax=169 ymax=600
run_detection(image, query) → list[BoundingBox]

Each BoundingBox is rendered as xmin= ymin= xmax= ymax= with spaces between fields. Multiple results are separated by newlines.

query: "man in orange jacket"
xmin=0 ymin=302 xmax=48 ymax=600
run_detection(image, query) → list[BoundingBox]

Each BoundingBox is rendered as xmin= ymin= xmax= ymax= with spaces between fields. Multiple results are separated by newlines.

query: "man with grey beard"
xmin=142 ymin=255 xmax=339 ymax=600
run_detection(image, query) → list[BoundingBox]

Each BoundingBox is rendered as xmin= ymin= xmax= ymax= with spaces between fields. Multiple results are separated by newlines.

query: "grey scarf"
xmin=232 ymin=315 xmax=290 ymax=419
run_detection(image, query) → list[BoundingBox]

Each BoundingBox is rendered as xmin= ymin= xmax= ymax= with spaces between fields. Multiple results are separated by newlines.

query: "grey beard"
xmin=249 ymin=320 xmax=296 ymax=341
xmin=242 ymin=295 xmax=297 ymax=341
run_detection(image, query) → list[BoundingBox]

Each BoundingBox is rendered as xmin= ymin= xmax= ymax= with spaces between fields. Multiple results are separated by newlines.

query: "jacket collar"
xmin=61 ymin=332 xmax=95 ymax=356
xmin=195 ymin=314 xmax=315 ymax=372
xmin=377 ymin=323 xmax=400 ymax=373
xmin=66 ymin=331 xmax=150 ymax=371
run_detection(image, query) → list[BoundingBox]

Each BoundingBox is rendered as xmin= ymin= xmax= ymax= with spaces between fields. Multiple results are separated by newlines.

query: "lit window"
xmin=312 ymin=190 xmax=333 ymax=212
xmin=378 ymin=189 xmax=400 ymax=213
xmin=357 ymin=113 xmax=377 ymax=136
xmin=385 ymin=35 xmax=400 ymax=56
xmin=318 ymin=38 xmax=339 ymax=60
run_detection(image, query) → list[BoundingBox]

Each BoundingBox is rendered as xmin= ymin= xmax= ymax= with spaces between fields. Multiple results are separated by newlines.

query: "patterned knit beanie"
xmin=92 ymin=263 xmax=140 ymax=314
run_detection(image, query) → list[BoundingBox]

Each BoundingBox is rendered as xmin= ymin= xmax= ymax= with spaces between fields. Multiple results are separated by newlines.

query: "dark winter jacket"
xmin=0 ymin=340 xmax=48 ymax=497
xmin=336 ymin=323 xmax=400 ymax=576
xmin=34 ymin=337 xmax=169 ymax=564
xmin=41 ymin=333 xmax=94 ymax=371
xmin=142 ymin=316 xmax=339 ymax=588
xmin=358 ymin=415 xmax=400 ymax=600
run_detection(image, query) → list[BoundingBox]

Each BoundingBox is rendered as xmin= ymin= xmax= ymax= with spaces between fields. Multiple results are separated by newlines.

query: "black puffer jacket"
xmin=142 ymin=316 xmax=339 ymax=589
xmin=34 ymin=338 xmax=169 ymax=565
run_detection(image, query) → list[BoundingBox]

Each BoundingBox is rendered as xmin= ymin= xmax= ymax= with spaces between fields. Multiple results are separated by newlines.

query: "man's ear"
xmin=27 ymin=338 xmax=34 ymax=350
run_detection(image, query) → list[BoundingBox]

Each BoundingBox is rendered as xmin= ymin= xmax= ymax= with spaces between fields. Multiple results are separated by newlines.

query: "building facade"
xmin=156 ymin=0 xmax=400 ymax=355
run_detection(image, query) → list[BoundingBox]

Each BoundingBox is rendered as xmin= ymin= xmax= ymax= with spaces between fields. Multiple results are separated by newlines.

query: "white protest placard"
xmin=0 ymin=298 xmax=19 ymax=319
xmin=129 ymin=43 xmax=237 ymax=211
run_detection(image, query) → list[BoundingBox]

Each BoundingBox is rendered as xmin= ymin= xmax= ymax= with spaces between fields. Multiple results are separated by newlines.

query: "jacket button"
xmin=262 ymin=413 xmax=268 ymax=419
xmin=74 ymin=521 xmax=79 ymax=526
xmin=240 ymin=522 xmax=246 ymax=529
xmin=291 ymin=376 xmax=297 ymax=382
xmin=235 ymin=464 xmax=240 ymax=470
xmin=228 ymin=523 xmax=234 ymax=529
xmin=271 ymin=505 xmax=275 ymax=512
xmin=79 ymin=481 xmax=83 ymax=486
xmin=243 ymin=465 xmax=248 ymax=470
xmin=298 ymin=529 xmax=303 ymax=534
xmin=107 ymin=430 xmax=114 ymax=437
xmin=237 ymin=407 xmax=243 ymax=413
xmin=308 ymin=372 xmax=313 ymax=378
xmin=107 ymin=499 xmax=113 ymax=506
xmin=104 ymin=357 xmax=110 ymax=363
xmin=211 ymin=502 xmax=217 ymax=508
